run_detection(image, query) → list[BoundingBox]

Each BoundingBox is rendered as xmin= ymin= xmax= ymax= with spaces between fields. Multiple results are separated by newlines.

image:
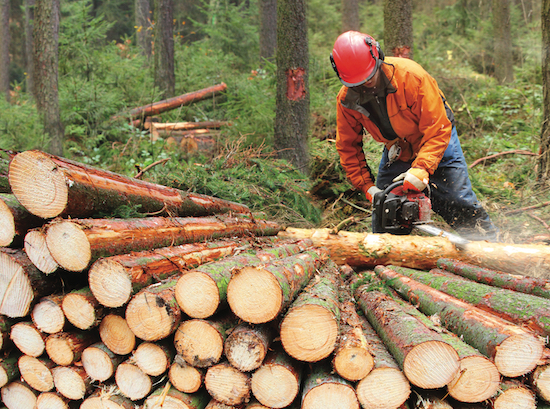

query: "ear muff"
xmin=329 ymin=53 xmax=341 ymax=79
xmin=364 ymin=36 xmax=385 ymax=61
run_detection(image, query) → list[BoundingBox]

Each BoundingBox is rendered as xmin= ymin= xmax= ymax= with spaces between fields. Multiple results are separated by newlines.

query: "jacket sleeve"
xmin=335 ymin=88 xmax=375 ymax=194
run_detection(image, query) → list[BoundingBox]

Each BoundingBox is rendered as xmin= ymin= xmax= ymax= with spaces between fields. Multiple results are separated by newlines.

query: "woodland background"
xmin=0 ymin=0 xmax=548 ymax=243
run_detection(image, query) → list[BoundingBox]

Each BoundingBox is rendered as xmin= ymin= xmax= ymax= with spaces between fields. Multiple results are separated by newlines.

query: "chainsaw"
xmin=372 ymin=181 xmax=469 ymax=249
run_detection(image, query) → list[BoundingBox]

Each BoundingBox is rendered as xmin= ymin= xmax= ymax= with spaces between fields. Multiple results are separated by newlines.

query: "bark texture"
xmin=384 ymin=0 xmax=413 ymax=59
xmin=153 ymin=0 xmax=174 ymax=98
xmin=539 ymin=0 xmax=550 ymax=184
xmin=259 ymin=0 xmax=277 ymax=64
xmin=493 ymin=0 xmax=514 ymax=83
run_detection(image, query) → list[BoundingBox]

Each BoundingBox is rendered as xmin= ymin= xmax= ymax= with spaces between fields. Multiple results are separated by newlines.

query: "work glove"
xmin=393 ymin=168 xmax=429 ymax=192
xmin=365 ymin=185 xmax=383 ymax=203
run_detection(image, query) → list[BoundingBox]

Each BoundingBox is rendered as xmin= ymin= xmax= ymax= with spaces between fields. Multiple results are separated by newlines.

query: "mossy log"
xmin=374 ymin=265 xmax=545 ymax=377
xmin=143 ymin=383 xmax=211 ymax=409
xmin=0 ymin=157 xmax=9 ymax=193
xmin=45 ymin=214 xmax=280 ymax=272
xmin=0 ymin=316 xmax=11 ymax=352
xmin=204 ymin=361 xmax=251 ymax=406
xmin=224 ymin=323 xmax=274 ymax=372
xmin=0 ymin=353 xmax=19 ymax=388
xmin=61 ymin=287 xmax=104 ymax=330
xmin=437 ymin=258 xmax=550 ymax=299
xmin=0 ymin=193 xmax=43 ymax=247
xmin=81 ymin=342 xmax=125 ymax=382
xmin=8 ymin=149 xmax=250 ymax=219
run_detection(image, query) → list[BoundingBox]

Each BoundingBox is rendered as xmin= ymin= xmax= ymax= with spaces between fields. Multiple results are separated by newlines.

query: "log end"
xmin=205 ymin=363 xmax=250 ymax=406
xmin=115 ymin=362 xmax=152 ymax=401
xmin=52 ymin=366 xmax=87 ymax=400
xmin=18 ymin=355 xmax=54 ymax=392
xmin=46 ymin=221 xmax=91 ymax=272
xmin=447 ymin=355 xmax=500 ymax=403
xmin=0 ymin=366 xmax=8 ymax=389
xmin=333 ymin=345 xmax=375 ymax=382
xmin=169 ymin=357 xmax=203 ymax=393
xmin=534 ymin=364 xmax=550 ymax=403
xmin=31 ymin=298 xmax=65 ymax=334
xmin=99 ymin=314 xmax=136 ymax=356
xmin=1 ymin=382 xmax=38 ymax=409
xmin=302 ymin=381 xmax=359 ymax=409
xmin=125 ymin=292 xmax=180 ymax=342
xmin=89 ymin=259 xmax=132 ymax=308
xmin=494 ymin=333 xmax=544 ymax=377
xmin=24 ymin=230 xmax=59 ymax=275
xmin=174 ymin=320 xmax=224 ymax=368
xmin=175 ymin=271 xmax=219 ymax=319
xmin=9 ymin=150 xmax=68 ymax=219
xmin=251 ymin=364 xmax=299 ymax=408
xmin=0 ymin=252 xmax=34 ymax=318
xmin=61 ymin=293 xmax=97 ymax=330
xmin=356 ymin=367 xmax=410 ymax=409
xmin=81 ymin=345 xmax=115 ymax=382
xmin=493 ymin=384 xmax=536 ymax=409
xmin=36 ymin=392 xmax=68 ymax=409
xmin=10 ymin=322 xmax=45 ymax=357
xmin=225 ymin=331 xmax=269 ymax=372
xmin=133 ymin=342 xmax=169 ymax=377
xmin=45 ymin=336 xmax=74 ymax=366
xmin=0 ymin=197 xmax=15 ymax=246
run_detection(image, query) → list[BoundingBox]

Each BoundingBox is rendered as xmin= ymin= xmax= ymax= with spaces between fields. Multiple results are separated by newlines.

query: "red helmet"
xmin=330 ymin=31 xmax=382 ymax=87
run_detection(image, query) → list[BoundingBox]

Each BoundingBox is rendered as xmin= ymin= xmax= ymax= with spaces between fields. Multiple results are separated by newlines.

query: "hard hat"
xmin=330 ymin=31 xmax=383 ymax=87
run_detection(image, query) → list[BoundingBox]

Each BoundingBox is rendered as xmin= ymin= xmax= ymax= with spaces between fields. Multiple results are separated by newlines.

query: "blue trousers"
xmin=374 ymin=127 xmax=498 ymax=241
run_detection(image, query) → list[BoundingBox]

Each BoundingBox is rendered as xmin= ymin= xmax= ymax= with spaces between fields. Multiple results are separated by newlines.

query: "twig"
xmin=340 ymin=197 xmax=371 ymax=214
xmin=469 ymin=149 xmax=536 ymax=169
xmin=332 ymin=216 xmax=355 ymax=234
xmin=134 ymin=158 xmax=171 ymax=179
xmin=505 ymin=201 xmax=550 ymax=215
xmin=527 ymin=212 xmax=550 ymax=232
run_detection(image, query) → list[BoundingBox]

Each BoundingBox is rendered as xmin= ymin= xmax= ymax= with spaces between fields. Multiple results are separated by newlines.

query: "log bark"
xmin=278 ymin=227 xmax=550 ymax=278
xmin=147 ymin=120 xmax=231 ymax=132
xmin=36 ymin=392 xmax=70 ymax=409
xmin=0 ymin=248 xmax=61 ymax=317
xmin=9 ymin=149 xmax=251 ymax=219
xmin=493 ymin=379 xmax=536 ymax=408
xmin=143 ymin=384 xmax=210 ymax=409
xmin=1 ymin=381 xmax=38 ymax=409
xmin=176 ymin=239 xmax=313 ymax=319
xmin=80 ymin=389 xmax=135 ymax=409
xmin=81 ymin=342 xmax=124 ymax=382
xmin=533 ymin=364 xmax=550 ymax=403
xmin=10 ymin=321 xmax=46 ymax=357
xmin=355 ymin=287 xmax=460 ymax=389
xmin=165 ymin=133 xmax=218 ymax=155
xmin=45 ymin=330 xmax=97 ymax=366
xmin=169 ymin=355 xmax=204 ymax=393
xmin=174 ymin=313 xmax=239 ymax=368
xmin=250 ymin=349 xmax=302 ymax=408
xmin=0 ymin=193 xmax=43 ymax=247
xmin=0 ymin=156 xmax=9 ymax=193
xmin=98 ymin=312 xmax=136 ymax=355
xmin=61 ymin=287 xmax=104 ymax=330
xmin=374 ymin=265 xmax=545 ymax=377
xmin=115 ymin=360 xmax=152 ymax=401
xmin=204 ymin=361 xmax=251 ymax=406
xmin=45 ymin=214 xmax=280 ymax=272
xmin=24 ymin=229 xmax=59 ymax=274
xmin=279 ymin=260 xmax=341 ymax=362
xmin=0 ymin=315 xmax=10 ymax=351
xmin=437 ymin=258 xmax=550 ymax=299
xmin=388 ymin=265 xmax=550 ymax=337
xmin=224 ymin=323 xmax=274 ymax=372
xmin=52 ymin=365 xmax=92 ymax=400
xmin=31 ymin=294 xmax=65 ymax=334
xmin=89 ymin=238 xmax=247 ymax=308
xmin=0 ymin=353 xmax=19 ymax=388
xmin=301 ymin=361 xmax=359 ymax=409
xmin=132 ymin=341 xmax=173 ymax=376
xmin=18 ymin=355 xmax=55 ymax=392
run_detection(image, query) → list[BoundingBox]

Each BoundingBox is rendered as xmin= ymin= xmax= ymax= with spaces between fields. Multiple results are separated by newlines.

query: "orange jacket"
xmin=335 ymin=56 xmax=453 ymax=195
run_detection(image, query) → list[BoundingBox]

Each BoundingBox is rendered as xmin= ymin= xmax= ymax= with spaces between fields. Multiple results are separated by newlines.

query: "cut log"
xmin=45 ymin=214 xmax=279 ymax=272
xmin=355 ymin=314 xmax=411 ymax=409
xmin=31 ymin=294 xmax=65 ymax=334
xmin=9 ymin=149 xmax=250 ymax=219
xmin=10 ymin=321 xmax=46 ymax=357
xmin=174 ymin=313 xmax=238 ymax=368
xmin=227 ymin=249 xmax=327 ymax=324
xmin=24 ymin=229 xmax=59 ymax=274
xmin=165 ymin=132 xmax=219 ymax=155
xmin=533 ymin=364 xmax=550 ymax=403
xmin=301 ymin=361 xmax=360 ymax=409
xmin=52 ymin=365 xmax=92 ymax=400
xmin=143 ymin=384 xmax=210 ymax=409
xmin=81 ymin=342 xmax=124 ymax=382
xmin=374 ymin=265 xmax=545 ymax=377
xmin=355 ymin=287 xmax=460 ymax=389
xmin=45 ymin=330 xmax=97 ymax=366
xmin=132 ymin=341 xmax=173 ymax=376
xmin=0 ymin=156 xmax=10 ymax=193
xmin=278 ymin=227 xmax=550 ymax=278
xmin=0 ymin=353 xmax=19 ymax=388
xmin=204 ymin=361 xmax=251 ymax=406
xmin=205 ymin=398 xmax=244 ymax=409
xmin=89 ymin=239 xmax=246 ymax=308
xmin=0 ymin=193 xmax=43 ymax=247
xmin=176 ymin=239 xmax=313 ymax=319
xmin=36 ymin=392 xmax=70 ymax=409
xmin=245 ymin=399 xmax=272 ymax=409
xmin=115 ymin=360 xmax=152 ymax=401
xmin=437 ymin=258 xmax=550 ymax=299
xmin=250 ymin=349 xmax=302 ymax=408
xmin=493 ymin=379 xmax=536 ymax=409
xmin=224 ymin=323 xmax=274 ymax=372
xmin=0 ymin=315 xmax=11 ymax=351
xmin=99 ymin=312 xmax=136 ymax=355
xmin=80 ymin=389 xmax=135 ymax=409
xmin=279 ymin=260 xmax=341 ymax=362
xmin=148 ymin=120 xmax=230 ymax=132
xmin=169 ymin=355 xmax=204 ymax=393
xmin=0 ymin=248 xmax=61 ymax=317
xmin=1 ymin=381 xmax=38 ymax=409
xmin=18 ymin=355 xmax=55 ymax=392
xmin=61 ymin=287 xmax=104 ymax=330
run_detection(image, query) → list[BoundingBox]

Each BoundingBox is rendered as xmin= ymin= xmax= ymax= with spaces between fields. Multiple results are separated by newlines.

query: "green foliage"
xmin=0 ymin=97 xmax=45 ymax=151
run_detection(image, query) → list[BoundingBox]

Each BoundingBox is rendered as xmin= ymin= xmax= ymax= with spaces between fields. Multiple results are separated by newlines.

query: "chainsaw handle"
xmin=382 ymin=181 xmax=404 ymax=197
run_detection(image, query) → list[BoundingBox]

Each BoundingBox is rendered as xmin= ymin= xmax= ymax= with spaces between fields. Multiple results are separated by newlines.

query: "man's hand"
xmin=365 ymin=186 xmax=382 ymax=202
xmin=393 ymin=168 xmax=429 ymax=192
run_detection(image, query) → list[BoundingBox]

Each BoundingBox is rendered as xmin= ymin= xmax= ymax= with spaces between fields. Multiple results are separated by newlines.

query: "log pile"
xmin=0 ymin=150 xmax=549 ymax=409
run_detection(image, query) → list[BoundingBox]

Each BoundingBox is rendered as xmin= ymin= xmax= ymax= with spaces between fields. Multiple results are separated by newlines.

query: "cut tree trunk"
xmin=45 ymin=330 xmax=97 ymax=366
xmin=278 ymin=227 xmax=550 ymax=278
xmin=0 ymin=353 xmax=19 ymax=388
xmin=132 ymin=341 xmax=173 ymax=376
xmin=279 ymin=260 xmax=341 ymax=362
xmin=9 ymin=149 xmax=251 ymax=219
xmin=174 ymin=313 xmax=238 ymax=368
xmin=228 ymin=249 xmax=327 ymax=324
xmin=80 ymin=389 xmax=135 ymax=409
xmin=175 ymin=239 xmax=313 ymax=319
xmin=250 ymin=349 xmax=302 ymax=408
xmin=205 ymin=398 xmax=243 ymax=409
xmin=1 ymin=381 xmax=38 ymax=409
xmin=374 ymin=265 xmax=545 ymax=377
xmin=24 ymin=229 xmax=59 ymax=274
xmin=147 ymin=120 xmax=231 ymax=132
xmin=45 ymin=214 xmax=280 ymax=272
xmin=18 ymin=355 xmax=55 ymax=392
xmin=169 ymin=355 xmax=204 ymax=393
xmin=533 ymin=364 xmax=550 ymax=403
xmin=61 ymin=287 xmax=104 ymax=330
xmin=0 ymin=248 xmax=61 ymax=318
xmin=437 ymin=257 xmax=550 ymax=299
xmin=81 ymin=342 xmax=124 ymax=382
xmin=98 ymin=312 xmax=136 ymax=355
xmin=301 ymin=361 xmax=360 ymax=409
xmin=35 ymin=392 xmax=70 ymax=409
xmin=143 ymin=384 xmax=210 ymax=409
xmin=165 ymin=133 xmax=218 ymax=155
xmin=89 ymin=238 xmax=247 ymax=308
xmin=354 ymin=287 xmax=460 ymax=389
xmin=224 ymin=323 xmax=274 ymax=372
xmin=204 ymin=361 xmax=251 ymax=406
xmin=0 ymin=193 xmax=43 ymax=247
xmin=10 ymin=321 xmax=47 ymax=357
xmin=245 ymin=399 xmax=273 ymax=409
xmin=115 ymin=360 xmax=152 ymax=401
xmin=31 ymin=294 xmax=65 ymax=334
xmin=493 ymin=379 xmax=536 ymax=409
xmin=52 ymin=365 xmax=92 ymax=400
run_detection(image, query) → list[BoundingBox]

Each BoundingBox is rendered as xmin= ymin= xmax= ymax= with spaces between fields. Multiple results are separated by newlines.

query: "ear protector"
xmin=330 ymin=36 xmax=385 ymax=81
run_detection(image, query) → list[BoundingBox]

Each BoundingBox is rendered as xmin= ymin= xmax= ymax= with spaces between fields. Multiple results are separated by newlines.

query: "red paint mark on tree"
xmin=392 ymin=46 xmax=412 ymax=59
xmin=286 ymin=68 xmax=306 ymax=101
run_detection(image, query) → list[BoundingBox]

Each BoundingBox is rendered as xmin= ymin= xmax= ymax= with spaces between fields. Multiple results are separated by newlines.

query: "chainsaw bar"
xmin=414 ymin=224 xmax=470 ymax=250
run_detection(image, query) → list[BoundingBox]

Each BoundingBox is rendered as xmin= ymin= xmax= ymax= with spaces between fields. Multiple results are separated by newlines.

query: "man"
xmin=330 ymin=31 xmax=498 ymax=241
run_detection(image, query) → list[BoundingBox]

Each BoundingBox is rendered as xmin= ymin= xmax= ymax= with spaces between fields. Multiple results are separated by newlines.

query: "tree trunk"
xmin=31 ymin=294 xmax=65 ymax=334
xmin=153 ymin=0 xmax=175 ymax=98
xmin=250 ymin=349 xmax=302 ymax=408
xmin=33 ymin=0 xmax=64 ymax=156
xmin=493 ymin=0 xmax=514 ymax=83
xmin=81 ymin=342 xmax=124 ymax=382
xmin=135 ymin=0 xmax=152 ymax=57
xmin=384 ymin=0 xmax=413 ymax=59
xmin=61 ymin=287 xmax=104 ymax=330
xmin=437 ymin=258 xmax=550 ymax=299
xmin=144 ymin=384 xmax=210 ymax=409
xmin=227 ymin=249 xmax=327 ymax=324
xmin=374 ymin=265 xmax=545 ymax=377
xmin=533 ymin=364 xmax=550 ymax=403
xmin=98 ymin=312 xmax=136 ymax=355
xmin=259 ymin=0 xmax=277 ymax=64
xmin=204 ymin=362 xmax=251 ymax=406
xmin=147 ymin=119 xmax=231 ymax=132
xmin=133 ymin=341 xmax=173 ymax=376
xmin=10 ymin=321 xmax=47 ymax=358
xmin=45 ymin=330 xmax=97 ymax=366
xmin=224 ymin=323 xmax=274 ymax=372
xmin=0 ymin=0 xmax=10 ymax=101
xmin=169 ymin=355 xmax=204 ymax=393
xmin=538 ymin=0 xmax=550 ymax=185
xmin=0 ymin=353 xmax=19 ymax=388
xmin=81 ymin=390 xmax=134 ymax=409
xmin=301 ymin=361 xmax=359 ymax=409
xmin=342 ymin=0 xmax=360 ymax=32
xmin=115 ymin=360 xmax=152 ymax=401
xmin=279 ymin=260 xmax=341 ymax=362
xmin=24 ymin=229 xmax=59 ymax=275
xmin=1 ymin=381 xmax=39 ymax=409
xmin=9 ymin=149 xmax=251 ymax=220
xmin=274 ymin=0 xmax=310 ymax=173
xmin=18 ymin=355 xmax=55 ymax=392
xmin=24 ymin=0 xmax=36 ymax=97
xmin=36 ymin=392 xmax=69 ymax=409
xmin=0 ymin=194 xmax=44 ymax=248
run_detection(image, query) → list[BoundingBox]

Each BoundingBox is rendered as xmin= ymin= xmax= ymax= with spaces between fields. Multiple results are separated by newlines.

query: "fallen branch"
xmin=468 ymin=149 xmax=536 ymax=169
xmin=504 ymin=201 xmax=550 ymax=215
xmin=527 ymin=212 xmax=550 ymax=232
xmin=134 ymin=158 xmax=170 ymax=179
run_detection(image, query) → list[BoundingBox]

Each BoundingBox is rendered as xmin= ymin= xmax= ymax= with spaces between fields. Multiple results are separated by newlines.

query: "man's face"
xmin=362 ymin=69 xmax=380 ymax=88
